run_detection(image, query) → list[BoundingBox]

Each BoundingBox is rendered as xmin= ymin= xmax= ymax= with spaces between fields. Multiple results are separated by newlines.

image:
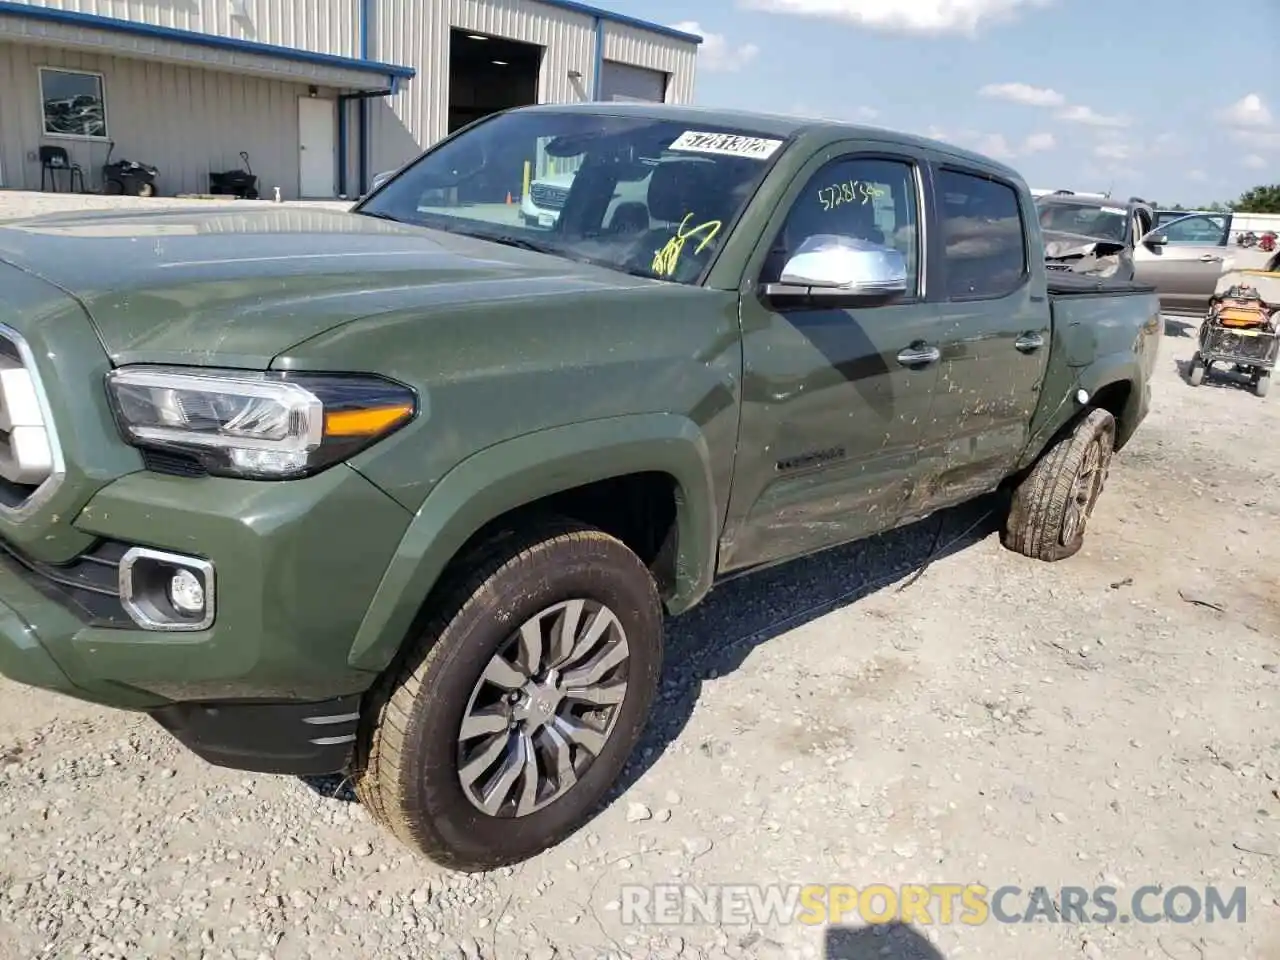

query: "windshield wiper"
xmin=355 ymin=210 xmax=403 ymax=223
xmin=478 ymin=234 xmax=559 ymax=255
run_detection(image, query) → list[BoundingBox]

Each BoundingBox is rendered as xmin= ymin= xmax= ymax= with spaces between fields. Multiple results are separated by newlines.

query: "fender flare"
xmin=347 ymin=413 xmax=720 ymax=673
xmin=1018 ymin=352 xmax=1141 ymax=470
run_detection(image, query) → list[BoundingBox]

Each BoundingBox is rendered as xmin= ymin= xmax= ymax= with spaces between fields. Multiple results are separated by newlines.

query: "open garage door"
xmin=598 ymin=60 xmax=667 ymax=102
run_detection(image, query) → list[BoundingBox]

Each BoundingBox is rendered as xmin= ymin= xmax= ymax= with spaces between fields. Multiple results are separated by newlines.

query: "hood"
xmin=1042 ymin=228 xmax=1127 ymax=260
xmin=0 ymin=206 xmax=639 ymax=367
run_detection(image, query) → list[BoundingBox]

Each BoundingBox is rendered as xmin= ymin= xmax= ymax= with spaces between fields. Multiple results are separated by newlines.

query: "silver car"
xmin=1133 ymin=212 xmax=1236 ymax=316
xmin=1037 ymin=194 xmax=1234 ymax=316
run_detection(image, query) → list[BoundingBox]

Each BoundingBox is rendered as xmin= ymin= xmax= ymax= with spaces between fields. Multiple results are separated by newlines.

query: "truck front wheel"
xmin=1002 ymin=407 xmax=1116 ymax=562
xmin=352 ymin=520 xmax=663 ymax=871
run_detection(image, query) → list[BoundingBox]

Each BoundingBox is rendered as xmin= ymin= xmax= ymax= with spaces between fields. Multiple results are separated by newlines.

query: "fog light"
xmin=119 ymin=547 xmax=215 ymax=632
xmin=168 ymin=569 xmax=205 ymax=616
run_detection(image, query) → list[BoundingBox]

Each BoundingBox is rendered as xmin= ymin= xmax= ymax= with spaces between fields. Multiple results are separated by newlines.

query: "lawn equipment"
xmin=1188 ymin=270 xmax=1279 ymax=397
xmin=101 ymin=141 xmax=159 ymax=197
xmin=208 ymin=152 xmax=260 ymax=199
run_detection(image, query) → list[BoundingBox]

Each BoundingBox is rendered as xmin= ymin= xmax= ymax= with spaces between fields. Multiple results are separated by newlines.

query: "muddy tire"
xmin=1188 ymin=353 xmax=1205 ymax=386
xmin=351 ymin=519 xmax=663 ymax=872
xmin=1002 ymin=407 xmax=1116 ymax=562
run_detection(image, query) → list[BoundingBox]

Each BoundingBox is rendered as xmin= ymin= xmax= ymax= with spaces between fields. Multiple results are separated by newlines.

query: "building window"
xmin=39 ymin=68 xmax=108 ymax=139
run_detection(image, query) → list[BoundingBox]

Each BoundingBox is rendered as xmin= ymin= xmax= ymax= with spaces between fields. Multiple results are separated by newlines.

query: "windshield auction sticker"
xmin=668 ymin=131 xmax=784 ymax=160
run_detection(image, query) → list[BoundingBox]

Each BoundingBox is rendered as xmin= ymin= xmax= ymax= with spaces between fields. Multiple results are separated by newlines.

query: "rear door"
xmin=718 ymin=142 xmax=942 ymax=573
xmin=901 ymin=163 xmax=1051 ymax=521
xmin=1133 ymin=214 xmax=1229 ymax=315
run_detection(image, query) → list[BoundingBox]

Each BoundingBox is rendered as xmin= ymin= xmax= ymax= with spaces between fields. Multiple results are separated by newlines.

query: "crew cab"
xmin=0 ymin=103 xmax=1162 ymax=872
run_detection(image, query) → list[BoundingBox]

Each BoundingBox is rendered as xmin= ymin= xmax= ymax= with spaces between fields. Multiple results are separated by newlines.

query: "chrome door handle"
xmin=1015 ymin=332 xmax=1045 ymax=352
xmin=1200 ymin=254 xmax=1222 ymax=262
xmin=896 ymin=345 xmax=940 ymax=366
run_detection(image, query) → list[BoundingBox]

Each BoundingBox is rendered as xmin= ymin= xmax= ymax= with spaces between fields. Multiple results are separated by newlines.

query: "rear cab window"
xmin=935 ymin=168 xmax=1029 ymax=300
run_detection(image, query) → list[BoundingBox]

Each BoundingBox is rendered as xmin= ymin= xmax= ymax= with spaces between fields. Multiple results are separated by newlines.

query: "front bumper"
xmin=0 ymin=463 xmax=410 ymax=714
xmin=150 ymin=694 xmax=363 ymax=775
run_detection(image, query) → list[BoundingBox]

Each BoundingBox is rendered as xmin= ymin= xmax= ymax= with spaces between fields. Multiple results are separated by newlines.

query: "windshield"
xmin=1036 ymin=200 xmax=1129 ymax=243
xmin=356 ymin=110 xmax=788 ymax=284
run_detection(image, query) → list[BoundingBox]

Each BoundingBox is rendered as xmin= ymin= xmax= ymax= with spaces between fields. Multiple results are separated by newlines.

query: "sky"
xmin=587 ymin=0 xmax=1278 ymax=207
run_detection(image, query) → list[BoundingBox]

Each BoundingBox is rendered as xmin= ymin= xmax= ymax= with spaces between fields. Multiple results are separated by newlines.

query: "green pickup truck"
xmin=0 ymin=103 xmax=1161 ymax=872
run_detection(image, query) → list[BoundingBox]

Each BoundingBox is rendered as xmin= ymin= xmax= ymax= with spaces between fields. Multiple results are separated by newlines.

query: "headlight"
xmin=106 ymin=366 xmax=416 ymax=480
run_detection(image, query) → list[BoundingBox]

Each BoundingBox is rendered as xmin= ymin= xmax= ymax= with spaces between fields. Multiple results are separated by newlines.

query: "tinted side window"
xmin=762 ymin=156 xmax=920 ymax=292
xmin=937 ymin=169 xmax=1027 ymax=300
xmin=1134 ymin=208 xmax=1152 ymax=238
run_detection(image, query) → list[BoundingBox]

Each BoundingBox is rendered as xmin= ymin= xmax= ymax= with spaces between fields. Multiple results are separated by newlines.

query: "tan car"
xmin=1037 ymin=194 xmax=1230 ymax=316
xmin=1133 ymin=212 xmax=1234 ymax=316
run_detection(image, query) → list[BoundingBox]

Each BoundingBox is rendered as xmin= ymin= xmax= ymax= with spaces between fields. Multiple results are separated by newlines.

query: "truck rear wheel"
xmin=1002 ymin=407 xmax=1116 ymax=562
xmin=352 ymin=520 xmax=663 ymax=872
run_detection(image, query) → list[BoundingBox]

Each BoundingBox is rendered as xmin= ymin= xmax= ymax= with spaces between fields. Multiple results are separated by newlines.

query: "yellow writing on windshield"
xmin=652 ymin=213 xmax=723 ymax=277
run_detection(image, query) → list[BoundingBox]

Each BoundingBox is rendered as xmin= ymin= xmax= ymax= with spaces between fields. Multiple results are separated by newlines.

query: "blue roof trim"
xmin=532 ymin=0 xmax=702 ymax=44
xmin=0 ymin=1 xmax=417 ymax=80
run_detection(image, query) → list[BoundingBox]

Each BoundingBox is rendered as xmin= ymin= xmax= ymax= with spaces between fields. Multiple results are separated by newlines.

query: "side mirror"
xmin=763 ymin=235 xmax=909 ymax=304
xmin=1141 ymin=230 xmax=1168 ymax=247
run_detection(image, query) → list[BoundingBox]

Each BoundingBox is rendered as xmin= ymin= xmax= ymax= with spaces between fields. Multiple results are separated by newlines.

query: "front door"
xmin=1133 ymin=213 xmax=1229 ymax=315
xmin=903 ymin=164 xmax=1051 ymax=521
xmin=298 ymin=97 xmax=336 ymax=198
xmin=719 ymin=146 xmax=942 ymax=573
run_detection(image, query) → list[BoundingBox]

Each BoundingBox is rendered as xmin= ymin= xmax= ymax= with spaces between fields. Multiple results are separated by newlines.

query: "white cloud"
xmin=1056 ymin=104 xmax=1129 ymax=128
xmin=1188 ymin=169 xmax=1207 ymax=182
xmin=787 ymin=103 xmax=880 ymax=123
xmin=1021 ymin=132 xmax=1056 ymax=153
xmin=1219 ymin=93 xmax=1273 ymax=129
xmin=1093 ymin=141 xmax=1131 ymax=162
xmin=972 ymin=133 xmax=1016 ymax=159
xmin=979 ymin=82 xmax=1065 ymax=107
xmin=1242 ymin=154 xmax=1267 ymax=170
xmin=669 ymin=21 xmax=759 ymax=72
xmin=1227 ymin=127 xmax=1280 ymax=152
xmin=911 ymin=127 xmax=1050 ymax=160
xmin=736 ymin=0 xmax=1052 ymax=35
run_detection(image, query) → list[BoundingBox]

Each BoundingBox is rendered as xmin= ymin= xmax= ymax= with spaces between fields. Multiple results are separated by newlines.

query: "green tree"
xmin=1233 ymin=184 xmax=1280 ymax=214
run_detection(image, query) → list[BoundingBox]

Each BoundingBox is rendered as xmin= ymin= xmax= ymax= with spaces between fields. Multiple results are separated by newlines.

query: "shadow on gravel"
xmin=301 ymin=493 xmax=1005 ymax=816
xmin=608 ymin=492 xmax=1004 ymax=807
xmin=1174 ymin=357 xmax=1259 ymax=392
xmin=825 ymin=922 xmax=946 ymax=959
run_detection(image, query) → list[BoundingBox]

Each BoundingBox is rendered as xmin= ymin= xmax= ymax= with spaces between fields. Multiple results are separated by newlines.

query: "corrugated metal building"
xmin=0 ymin=0 xmax=700 ymax=200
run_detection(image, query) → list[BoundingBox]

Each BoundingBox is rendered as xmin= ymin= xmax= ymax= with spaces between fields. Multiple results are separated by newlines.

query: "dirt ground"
xmin=0 ymin=192 xmax=1277 ymax=960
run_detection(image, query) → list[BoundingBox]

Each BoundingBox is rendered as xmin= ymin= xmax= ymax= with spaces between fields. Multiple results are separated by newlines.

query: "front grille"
xmin=0 ymin=326 xmax=62 ymax=516
xmin=530 ymin=183 xmax=569 ymax=210
xmin=0 ymin=538 xmax=130 ymax=626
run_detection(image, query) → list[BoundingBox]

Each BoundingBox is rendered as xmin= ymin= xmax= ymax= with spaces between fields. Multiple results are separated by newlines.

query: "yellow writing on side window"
xmin=652 ymin=213 xmax=723 ymax=277
xmin=818 ymin=180 xmax=887 ymax=211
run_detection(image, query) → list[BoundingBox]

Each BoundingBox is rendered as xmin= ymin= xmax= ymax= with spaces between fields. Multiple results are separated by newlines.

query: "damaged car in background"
xmin=1036 ymin=191 xmax=1155 ymax=281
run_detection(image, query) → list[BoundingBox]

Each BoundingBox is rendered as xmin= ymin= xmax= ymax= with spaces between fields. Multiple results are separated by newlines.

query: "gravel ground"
xmin=1 ymin=194 xmax=1278 ymax=960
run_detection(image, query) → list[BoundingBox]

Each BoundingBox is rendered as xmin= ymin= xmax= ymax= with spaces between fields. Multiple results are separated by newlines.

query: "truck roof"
xmin=515 ymin=101 xmax=1026 ymax=183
